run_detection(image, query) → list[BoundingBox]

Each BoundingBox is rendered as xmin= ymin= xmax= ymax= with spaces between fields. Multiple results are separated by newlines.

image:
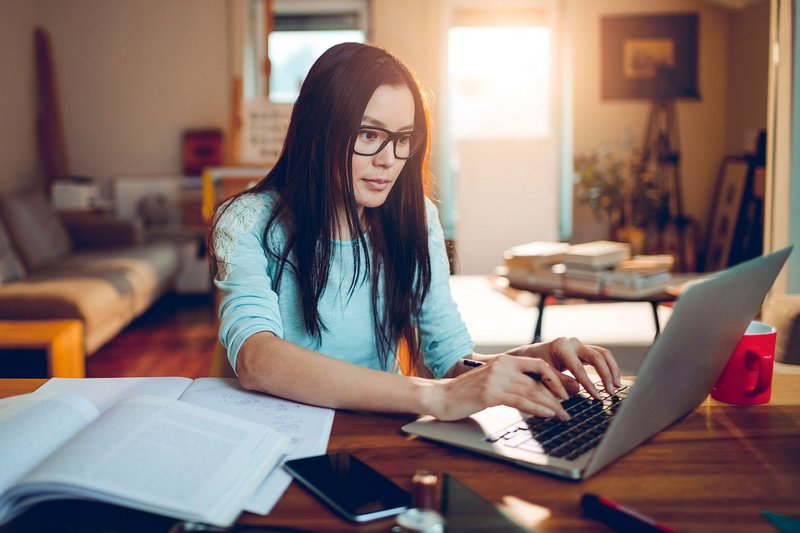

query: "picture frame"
xmin=705 ymin=157 xmax=750 ymax=272
xmin=601 ymin=12 xmax=700 ymax=100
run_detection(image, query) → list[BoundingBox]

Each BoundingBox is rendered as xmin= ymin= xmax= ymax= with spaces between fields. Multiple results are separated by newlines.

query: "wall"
xmin=33 ymin=0 xmax=229 ymax=182
xmin=0 ymin=0 xmax=39 ymax=193
xmin=726 ymin=1 xmax=770 ymax=155
xmin=792 ymin=0 xmax=800 ymax=292
xmin=369 ymin=0 xmax=444 ymax=195
xmin=763 ymin=0 xmax=798 ymax=294
xmin=569 ymin=0 xmax=732 ymax=247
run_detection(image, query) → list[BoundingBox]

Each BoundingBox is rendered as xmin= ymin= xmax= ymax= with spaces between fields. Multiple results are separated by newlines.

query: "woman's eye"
xmin=397 ymin=134 xmax=411 ymax=146
xmin=359 ymin=130 xmax=378 ymax=142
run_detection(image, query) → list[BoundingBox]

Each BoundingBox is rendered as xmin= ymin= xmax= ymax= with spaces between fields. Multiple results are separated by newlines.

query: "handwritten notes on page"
xmin=178 ymin=378 xmax=334 ymax=514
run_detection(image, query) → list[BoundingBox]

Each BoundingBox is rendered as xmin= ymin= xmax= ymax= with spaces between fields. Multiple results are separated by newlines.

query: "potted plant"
xmin=574 ymin=141 xmax=666 ymax=254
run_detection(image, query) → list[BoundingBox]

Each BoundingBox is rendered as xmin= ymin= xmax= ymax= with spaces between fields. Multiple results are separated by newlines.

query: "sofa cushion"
xmin=0 ymin=218 xmax=26 ymax=284
xmin=0 ymin=276 xmax=133 ymax=355
xmin=47 ymin=242 xmax=179 ymax=316
xmin=0 ymin=187 xmax=73 ymax=270
xmin=0 ymin=241 xmax=179 ymax=355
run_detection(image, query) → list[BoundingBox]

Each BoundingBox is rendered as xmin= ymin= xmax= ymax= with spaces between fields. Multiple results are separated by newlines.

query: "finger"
xmin=557 ymin=372 xmax=581 ymax=397
xmin=568 ymin=360 xmax=602 ymax=399
xmin=529 ymin=385 xmax=570 ymax=421
xmin=573 ymin=343 xmax=615 ymax=395
xmin=549 ymin=338 xmax=604 ymax=398
xmin=502 ymin=395 xmax=560 ymax=419
xmin=589 ymin=344 xmax=621 ymax=387
xmin=502 ymin=383 xmax=569 ymax=421
xmin=517 ymin=358 xmax=569 ymax=400
xmin=507 ymin=375 xmax=569 ymax=420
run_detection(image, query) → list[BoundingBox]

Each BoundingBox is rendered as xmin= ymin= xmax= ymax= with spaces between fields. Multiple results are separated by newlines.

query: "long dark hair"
xmin=210 ymin=42 xmax=433 ymax=373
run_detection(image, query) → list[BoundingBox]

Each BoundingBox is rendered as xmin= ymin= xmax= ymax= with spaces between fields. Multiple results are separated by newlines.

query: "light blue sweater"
xmin=212 ymin=191 xmax=474 ymax=378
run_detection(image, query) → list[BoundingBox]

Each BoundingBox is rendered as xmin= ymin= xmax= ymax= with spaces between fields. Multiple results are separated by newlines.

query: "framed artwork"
xmin=705 ymin=157 xmax=749 ymax=272
xmin=601 ymin=12 xmax=700 ymax=100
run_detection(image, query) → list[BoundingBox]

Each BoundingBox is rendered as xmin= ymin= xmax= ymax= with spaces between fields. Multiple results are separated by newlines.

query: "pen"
xmin=460 ymin=358 xmax=542 ymax=382
xmin=581 ymin=493 xmax=677 ymax=533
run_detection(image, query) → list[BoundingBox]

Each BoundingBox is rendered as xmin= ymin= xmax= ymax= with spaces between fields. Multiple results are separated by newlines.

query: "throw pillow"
xmin=0 ymin=187 xmax=73 ymax=270
xmin=0 ymin=217 xmax=26 ymax=283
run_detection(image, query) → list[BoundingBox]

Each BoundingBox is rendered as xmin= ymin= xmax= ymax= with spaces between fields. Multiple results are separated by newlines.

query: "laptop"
xmin=403 ymin=247 xmax=793 ymax=480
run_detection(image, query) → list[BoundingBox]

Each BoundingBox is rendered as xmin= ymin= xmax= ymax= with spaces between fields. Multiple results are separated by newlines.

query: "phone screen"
xmin=283 ymin=452 xmax=411 ymax=522
xmin=440 ymin=473 xmax=527 ymax=532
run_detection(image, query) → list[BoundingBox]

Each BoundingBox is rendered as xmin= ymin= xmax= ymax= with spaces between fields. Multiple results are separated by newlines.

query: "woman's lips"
xmin=362 ymin=178 xmax=390 ymax=192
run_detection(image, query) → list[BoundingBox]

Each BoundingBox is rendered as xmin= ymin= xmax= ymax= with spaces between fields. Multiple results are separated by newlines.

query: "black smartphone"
xmin=283 ymin=452 xmax=411 ymax=522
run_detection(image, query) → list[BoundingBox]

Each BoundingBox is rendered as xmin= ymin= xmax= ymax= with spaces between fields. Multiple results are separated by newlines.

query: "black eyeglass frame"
xmin=352 ymin=126 xmax=423 ymax=160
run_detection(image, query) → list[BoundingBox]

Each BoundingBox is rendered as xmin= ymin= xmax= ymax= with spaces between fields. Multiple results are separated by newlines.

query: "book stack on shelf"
xmin=562 ymin=240 xmax=632 ymax=295
xmin=603 ymin=255 xmax=674 ymax=297
xmin=502 ymin=240 xmax=675 ymax=299
xmin=502 ymin=241 xmax=571 ymax=289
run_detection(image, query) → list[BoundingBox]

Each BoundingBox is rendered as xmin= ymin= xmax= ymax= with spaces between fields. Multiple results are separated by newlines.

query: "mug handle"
xmin=745 ymin=350 xmax=772 ymax=395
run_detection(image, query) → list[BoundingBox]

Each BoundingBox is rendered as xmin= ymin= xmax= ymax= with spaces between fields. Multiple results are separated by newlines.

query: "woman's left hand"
xmin=504 ymin=338 xmax=621 ymax=399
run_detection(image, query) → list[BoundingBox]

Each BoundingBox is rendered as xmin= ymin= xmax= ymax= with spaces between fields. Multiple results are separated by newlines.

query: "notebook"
xmin=403 ymin=247 xmax=792 ymax=480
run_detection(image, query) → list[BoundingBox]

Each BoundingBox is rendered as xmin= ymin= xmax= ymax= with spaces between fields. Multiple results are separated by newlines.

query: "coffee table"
xmin=499 ymin=274 xmax=700 ymax=343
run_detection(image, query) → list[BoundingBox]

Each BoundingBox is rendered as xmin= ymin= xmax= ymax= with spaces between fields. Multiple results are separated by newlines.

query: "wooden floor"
xmin=85 ymin=293 xmax=218 ymax=378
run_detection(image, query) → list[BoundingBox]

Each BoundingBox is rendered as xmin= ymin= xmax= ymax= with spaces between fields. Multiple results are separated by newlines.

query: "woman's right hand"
xmin=426 ymin=354 xmax=571 ymax=422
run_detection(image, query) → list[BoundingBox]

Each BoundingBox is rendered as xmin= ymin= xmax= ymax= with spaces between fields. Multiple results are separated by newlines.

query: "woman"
xmin=210 ymin=42 xmax=620 ymax=422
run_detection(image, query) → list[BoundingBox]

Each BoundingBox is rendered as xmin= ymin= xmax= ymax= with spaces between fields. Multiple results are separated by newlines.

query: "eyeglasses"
xmin=353 ymin=126 xmax=422 ymax=160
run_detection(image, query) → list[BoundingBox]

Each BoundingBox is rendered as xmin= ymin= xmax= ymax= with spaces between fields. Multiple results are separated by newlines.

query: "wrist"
xmin=412 ymin=377 xmax=447 ymax=418
xmin=505 ymin=345 xmax=527 ymax=357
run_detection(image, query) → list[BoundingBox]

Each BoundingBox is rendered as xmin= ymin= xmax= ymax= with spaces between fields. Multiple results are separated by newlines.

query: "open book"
xmin=0 ymin=377 xmax=293 ymax=527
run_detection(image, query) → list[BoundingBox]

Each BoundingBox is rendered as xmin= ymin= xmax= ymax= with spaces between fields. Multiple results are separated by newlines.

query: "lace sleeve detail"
xmin=212 ymin=194 xmax=269 ymax=280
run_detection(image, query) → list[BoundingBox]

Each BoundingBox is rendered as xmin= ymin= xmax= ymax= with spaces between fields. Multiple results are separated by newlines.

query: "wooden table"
xmin=0 ymin=320 xmax=84 ymax=378
xmin=1 ymin=376 xmax=799 ymax=532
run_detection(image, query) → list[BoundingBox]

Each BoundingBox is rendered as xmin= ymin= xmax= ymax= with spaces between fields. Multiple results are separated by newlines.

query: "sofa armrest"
xmin=59 ymin=212 xmax=145 ymax=249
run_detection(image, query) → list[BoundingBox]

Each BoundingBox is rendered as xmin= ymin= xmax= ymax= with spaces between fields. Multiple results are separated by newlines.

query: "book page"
xmin=178 ymin=378 xmax=334 ymax=514
xmin=0 ymin=393 xmax=98 ymax=496
xmin=15 ymin=395 xmax=288 ymax=526
xmin=35 ymin=377 xmax=193 ymax=412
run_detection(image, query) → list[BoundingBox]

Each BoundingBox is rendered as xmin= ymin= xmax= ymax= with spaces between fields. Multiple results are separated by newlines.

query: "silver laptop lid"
xmin=583 ymin=246 xmax=792 ymax=478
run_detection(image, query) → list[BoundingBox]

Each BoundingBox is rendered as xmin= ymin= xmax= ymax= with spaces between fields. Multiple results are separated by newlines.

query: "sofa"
xmin=0 ymin=187 xmax=179 ymax=356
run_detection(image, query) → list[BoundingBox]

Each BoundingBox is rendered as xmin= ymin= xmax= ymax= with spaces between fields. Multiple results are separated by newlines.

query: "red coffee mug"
xmin=711 ymin=321 xmax=776 ymax=405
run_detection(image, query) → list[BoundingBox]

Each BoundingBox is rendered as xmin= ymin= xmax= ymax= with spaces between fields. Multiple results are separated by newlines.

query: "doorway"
xmin=442 ymin=1 xmax=562 ymax=275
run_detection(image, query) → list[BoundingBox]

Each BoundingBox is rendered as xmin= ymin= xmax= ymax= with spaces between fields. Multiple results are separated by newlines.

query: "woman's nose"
xmin=373 ymin=141 xmax=397 ymax=166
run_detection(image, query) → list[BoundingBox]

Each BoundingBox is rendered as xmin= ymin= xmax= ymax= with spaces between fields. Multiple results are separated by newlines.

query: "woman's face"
xmin=350 ymin=84 xmax=416 ymax=212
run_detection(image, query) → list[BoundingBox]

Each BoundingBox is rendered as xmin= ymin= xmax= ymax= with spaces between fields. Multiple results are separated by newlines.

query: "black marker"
xmin=581 ymin=493 xmax=677 ymax=533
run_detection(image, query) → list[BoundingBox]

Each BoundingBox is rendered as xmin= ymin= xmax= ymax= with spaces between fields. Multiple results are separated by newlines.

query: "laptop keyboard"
xmin=486 ymin=381 xmax=629 ymax=461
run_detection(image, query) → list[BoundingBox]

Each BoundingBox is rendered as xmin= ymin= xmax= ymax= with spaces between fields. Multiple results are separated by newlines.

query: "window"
xmin=268 ymin=1 xmax=367 ymax=103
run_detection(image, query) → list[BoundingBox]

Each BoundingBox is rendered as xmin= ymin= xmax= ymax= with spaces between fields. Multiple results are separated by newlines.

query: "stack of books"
xmin=502 ymin=241 xmax=570 ymax=289
xmin=603 ymin=255 xmax=674 ymax=297
xmin=562 ymin=241 xmax=632 ymax=295
xmin=502 ymin=240 xmax=674 ymax=298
